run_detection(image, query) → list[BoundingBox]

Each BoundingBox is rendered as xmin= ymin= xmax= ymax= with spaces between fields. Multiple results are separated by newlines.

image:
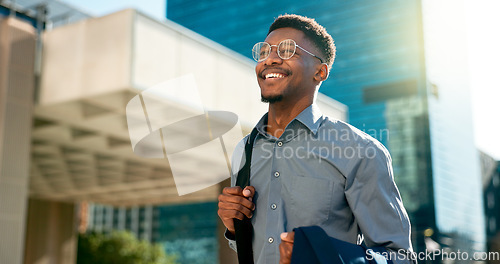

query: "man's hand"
xmin=217 ymin=186 xmax=255 ymax=234
xmin=279 ymin=231 xmax=295 ymax=264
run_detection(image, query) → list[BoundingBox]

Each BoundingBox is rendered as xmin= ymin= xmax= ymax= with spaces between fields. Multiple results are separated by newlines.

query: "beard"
xmin=261 ymin=94 xmax=283 ymax=103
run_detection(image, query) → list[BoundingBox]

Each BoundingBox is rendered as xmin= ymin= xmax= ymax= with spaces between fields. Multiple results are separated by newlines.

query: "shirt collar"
xmin=255 ymin=103 xmax=324 ymax=139
xmin=294 ymin=103 xmax=324 ymax=135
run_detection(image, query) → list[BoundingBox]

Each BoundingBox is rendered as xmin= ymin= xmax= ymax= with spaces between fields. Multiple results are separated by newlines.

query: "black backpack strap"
xmin=234 ymin=128 xmax=259 ymax=264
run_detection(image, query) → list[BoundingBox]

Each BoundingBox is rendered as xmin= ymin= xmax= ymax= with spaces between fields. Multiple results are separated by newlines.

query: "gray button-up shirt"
xmin=226 ymin=104 xmax=412 ymax=264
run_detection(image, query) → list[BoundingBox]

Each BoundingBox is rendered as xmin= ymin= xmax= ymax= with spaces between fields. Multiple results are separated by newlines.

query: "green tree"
xmin=77 ymin=231 xmax=177 ymax=264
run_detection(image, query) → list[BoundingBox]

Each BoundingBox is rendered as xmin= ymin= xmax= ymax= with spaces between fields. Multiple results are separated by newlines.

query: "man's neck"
xmin=266 ymin=96 xmax=313 ymax=138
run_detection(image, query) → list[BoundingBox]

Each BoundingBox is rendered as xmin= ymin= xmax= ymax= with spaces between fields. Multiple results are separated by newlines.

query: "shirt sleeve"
xmin=224 ymin=229 xmax=238 ymax=252
xmin=344 ymin=141 xmax=414 ymax=264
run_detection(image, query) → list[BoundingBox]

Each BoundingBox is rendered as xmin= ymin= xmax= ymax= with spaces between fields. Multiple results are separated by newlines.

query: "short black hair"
xmin=268 ymin=14 xmax=336 ymax=68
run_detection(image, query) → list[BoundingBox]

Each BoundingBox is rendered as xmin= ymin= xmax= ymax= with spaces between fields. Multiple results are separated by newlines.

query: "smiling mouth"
xmin=265 ymin=73 xmax=287 ymax=79
xmin=264 ymin=72 xmax=288 ymax=80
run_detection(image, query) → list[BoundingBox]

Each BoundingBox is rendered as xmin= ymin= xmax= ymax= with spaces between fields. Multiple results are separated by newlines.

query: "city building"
xmin=480 ymin=151 xmax=500 ymax=263
xmin=0 ymin=1 xmax=347 ymax=263
xmin=167 ymin=0 xmax=486 ymax=257
xmin=88 ymin=202 xmax=220 ymax=264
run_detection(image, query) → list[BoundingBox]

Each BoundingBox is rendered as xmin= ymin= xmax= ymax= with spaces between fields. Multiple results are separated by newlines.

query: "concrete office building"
xmin=167 ymin=0 xmax=485 ymax=256
xmin=0 ymin=1 xmax=347 ymax=263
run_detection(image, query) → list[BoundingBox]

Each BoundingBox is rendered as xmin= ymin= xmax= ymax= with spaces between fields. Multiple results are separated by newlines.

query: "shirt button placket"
xmin=265 ymin=140 xmax=282 ymax=254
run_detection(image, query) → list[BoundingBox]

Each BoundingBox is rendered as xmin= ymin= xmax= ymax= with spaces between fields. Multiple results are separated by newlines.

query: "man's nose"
xmin=263 ymin=47 xmax=282 ymax=65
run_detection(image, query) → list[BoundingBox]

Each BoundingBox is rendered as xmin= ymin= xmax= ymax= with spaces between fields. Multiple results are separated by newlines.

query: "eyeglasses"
xmin=252 ymin=39 xmax=323 ymax=63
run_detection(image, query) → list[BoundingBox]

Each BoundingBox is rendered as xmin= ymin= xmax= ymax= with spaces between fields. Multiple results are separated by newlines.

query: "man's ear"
xmin=314 ymin=63 xmax=329 ymax=82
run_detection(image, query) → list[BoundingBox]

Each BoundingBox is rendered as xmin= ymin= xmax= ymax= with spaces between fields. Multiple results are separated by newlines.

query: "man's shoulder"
xmin=318 ymin=116 xmax=391 ymax=158
xmin=319 ymin=117 xmax=379 ymax=145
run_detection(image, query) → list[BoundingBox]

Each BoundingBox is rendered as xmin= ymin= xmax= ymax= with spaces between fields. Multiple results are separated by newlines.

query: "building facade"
xmin=88 ymin=202 xmax=219 ymax=264
xmin=480 ymin=151 xmax=500 ymax=263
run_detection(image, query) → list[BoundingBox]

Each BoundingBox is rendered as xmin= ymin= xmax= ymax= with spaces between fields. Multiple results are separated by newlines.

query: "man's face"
xmin=255 ymin=27 xmax=321 ymax=104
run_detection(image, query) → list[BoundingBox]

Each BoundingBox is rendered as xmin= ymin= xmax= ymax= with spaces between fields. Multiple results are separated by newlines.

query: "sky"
xmin=60 ymin=0 xmax=166 ymax=21
xmin=58 ymin=0 xmax=500 ymax=160
xmin=463 ymin=0 xmax=500 ymax=160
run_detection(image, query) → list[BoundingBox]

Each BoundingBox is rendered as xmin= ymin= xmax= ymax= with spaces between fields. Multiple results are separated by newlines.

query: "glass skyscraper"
xmin=167 ymin=0 xmax=485 ymax=259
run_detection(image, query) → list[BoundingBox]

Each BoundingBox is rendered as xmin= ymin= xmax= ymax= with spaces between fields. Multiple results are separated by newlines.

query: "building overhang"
xmin=31 ymin=9 xmax=347 ymax=206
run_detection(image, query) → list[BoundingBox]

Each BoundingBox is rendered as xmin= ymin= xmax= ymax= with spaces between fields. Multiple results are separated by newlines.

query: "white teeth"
xmin=265 ymin=73 xmax=286 ymax=79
